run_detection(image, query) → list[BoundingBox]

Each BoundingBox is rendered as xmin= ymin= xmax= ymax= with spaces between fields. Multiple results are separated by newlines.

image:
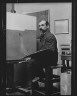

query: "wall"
xmin=6 ymin=3 xmax=12 ymax=12
xmin=6 ymin=3 xmax=72 ymax=64
xmin=49 ymin=3 xmax=72 ymax=51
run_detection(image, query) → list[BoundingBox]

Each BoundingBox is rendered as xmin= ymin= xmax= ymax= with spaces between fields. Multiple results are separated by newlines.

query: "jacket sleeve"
xmin=40 ymin=35 xmax=56 ymax=52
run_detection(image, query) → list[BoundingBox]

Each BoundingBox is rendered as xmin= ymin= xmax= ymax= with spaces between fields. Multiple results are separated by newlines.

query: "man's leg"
xmin=26 ymin=59 xmax=45 ymax=87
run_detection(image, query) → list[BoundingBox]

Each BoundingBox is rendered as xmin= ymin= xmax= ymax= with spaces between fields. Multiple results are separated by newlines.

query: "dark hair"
xmin=45 ymin=21 xmax=50 ymax=26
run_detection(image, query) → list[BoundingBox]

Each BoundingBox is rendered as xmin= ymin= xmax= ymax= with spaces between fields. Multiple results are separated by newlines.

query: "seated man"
xmin=26 ymin=20 xmax=58 ymax=88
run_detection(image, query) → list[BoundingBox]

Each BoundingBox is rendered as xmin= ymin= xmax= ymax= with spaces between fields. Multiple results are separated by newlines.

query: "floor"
xmin=6 ymin=87 xmax=32 ymax=95
xmin=6 ymin=92 xmax=24 ymax=95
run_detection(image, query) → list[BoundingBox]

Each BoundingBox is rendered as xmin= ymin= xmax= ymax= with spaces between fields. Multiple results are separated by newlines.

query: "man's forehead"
xmin=39 ymin=20 xmax=46 ymax=25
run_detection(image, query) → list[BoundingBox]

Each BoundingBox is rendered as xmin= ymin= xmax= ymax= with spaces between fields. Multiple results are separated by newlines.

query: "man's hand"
xmin=26 ymin=57 xmax=31 ymax=61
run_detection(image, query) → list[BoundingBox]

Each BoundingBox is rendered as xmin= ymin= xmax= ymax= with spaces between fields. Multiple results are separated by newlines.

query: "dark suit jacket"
xmin=39 ymin=29 xmax=58 ymax=65
xmin=40 ymin=29 xmax=57 ymax=52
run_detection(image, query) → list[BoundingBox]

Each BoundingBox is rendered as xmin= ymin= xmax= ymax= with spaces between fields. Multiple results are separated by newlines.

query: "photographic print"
xmin=54 ymin=19 xmax=69 ymax=34
xmin=1 ymin=2 xmax=74 ymax=96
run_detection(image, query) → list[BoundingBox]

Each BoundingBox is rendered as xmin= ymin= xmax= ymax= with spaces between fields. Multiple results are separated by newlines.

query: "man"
xmin=39 ymin=20 xmax=58 ymax=65
xmin=39 ymin=20 xmax=57 ymax=52
xmin=27 ymin=20 xmax=58 ymax=88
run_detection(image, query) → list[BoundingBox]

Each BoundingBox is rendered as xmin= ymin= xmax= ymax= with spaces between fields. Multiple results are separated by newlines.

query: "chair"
xmin=61 ymin=52 xmax=71 ymax=73
xmin=32 ymin=64 xmax=62 ymax=96
xmin=60 ymin=44 xmax=71 ymax=72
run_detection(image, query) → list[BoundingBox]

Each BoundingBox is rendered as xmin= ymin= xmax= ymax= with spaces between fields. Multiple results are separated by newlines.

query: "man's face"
xmin=39 ymin=20 xmax=47 ymax=33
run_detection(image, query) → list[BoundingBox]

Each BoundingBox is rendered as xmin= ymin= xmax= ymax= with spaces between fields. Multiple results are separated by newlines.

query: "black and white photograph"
xmin=1 ymin=2 xmax=75 ymax=95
